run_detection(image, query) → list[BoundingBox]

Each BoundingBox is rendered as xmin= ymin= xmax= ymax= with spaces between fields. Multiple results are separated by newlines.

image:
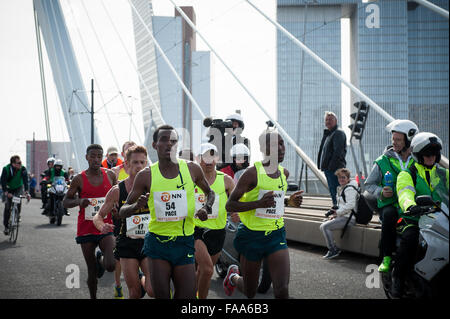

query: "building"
xmin=277 ymin=0 xmax=448 ymax=185
xmin=131 ymin=1 xmax=212 ymax=160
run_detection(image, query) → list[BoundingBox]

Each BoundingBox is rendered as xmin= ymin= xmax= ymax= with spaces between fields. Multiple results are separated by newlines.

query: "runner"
xmin=63 ymin=144 xmax=117 ymax=299
xmin=110 ymin=140 xmax=136 ymax=298
xmin=194 ymin=143 xmax=236 ymax=299
xmin=119 ymin=125 xmax=214 ymax=299
xmin=93 ymin=145 xmax=154 ymax=299
xmin=223 ymin=130 xmax=304 ymax=299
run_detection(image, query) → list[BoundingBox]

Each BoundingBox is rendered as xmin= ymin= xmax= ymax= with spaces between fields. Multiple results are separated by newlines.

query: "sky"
xmin=0 ymin=0 xmax=278 ymax=170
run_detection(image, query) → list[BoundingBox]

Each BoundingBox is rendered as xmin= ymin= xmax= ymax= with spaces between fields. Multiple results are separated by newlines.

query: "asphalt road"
xmin=0 ymin=198 xmax=386 ymax=299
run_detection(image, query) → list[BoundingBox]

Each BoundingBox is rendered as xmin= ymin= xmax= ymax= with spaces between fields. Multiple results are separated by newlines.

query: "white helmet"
xmin=386 ymin=119 xmax=419 ymax=147
xmin=410 ymin=132 xmax=442 ymax=165
xmin=54 ymin=159 xmax=63 ymax=167
xmin=230 ymin=143 xmax=250 ymax=158
xmin=47 ymin=157 xmax=56 ymax=164
xmin=226 ymin=113 xmax=244 ymax=130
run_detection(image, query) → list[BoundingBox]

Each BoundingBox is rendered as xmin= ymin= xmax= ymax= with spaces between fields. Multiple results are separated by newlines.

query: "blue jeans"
xmin=324 ymin=170 xmax=339 ymax=206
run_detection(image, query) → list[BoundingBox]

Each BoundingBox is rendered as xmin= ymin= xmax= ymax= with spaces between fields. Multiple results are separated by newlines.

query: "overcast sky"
xmin=0 ymin=0 xmax=278 ymax=169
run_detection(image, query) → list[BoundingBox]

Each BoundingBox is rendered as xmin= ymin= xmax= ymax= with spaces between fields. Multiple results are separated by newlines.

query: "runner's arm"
xmin=189 ymin=162 xmax=213 ymax=221
xmin=119 ymin=168 xmax=150 ymax=218
xmin=93 ymin=185 xmax=118 ymax=233
xmin=225 ymin=166 xmax=275 ymax=212
xmin=63 ymin=175 xmax=89 ymax=209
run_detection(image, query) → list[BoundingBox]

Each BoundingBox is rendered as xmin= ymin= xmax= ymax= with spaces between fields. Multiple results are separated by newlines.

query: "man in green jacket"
xmin=393 ymin=132 xmax=448 ymax=298
xmin=1 ymin=155 xmax=30 ymax=235
xmin=364 ymin=120 xmax=418 ymax=273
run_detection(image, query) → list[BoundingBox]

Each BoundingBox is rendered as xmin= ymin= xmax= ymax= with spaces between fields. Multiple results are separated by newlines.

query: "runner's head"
xmin=85 ymin=144 xmax=103 ymax=170
xmin=197 ymin=143 xmax=219 ymax=172
xmin=125 ymin=145 xmax=148 ymax=176
xmin=259 ymin=129 xmax=285 ymax=164
xmin=153 ymin=125 xmax=179 ymax=162
xmin=121 ymin=141 xmax=136 ymax=158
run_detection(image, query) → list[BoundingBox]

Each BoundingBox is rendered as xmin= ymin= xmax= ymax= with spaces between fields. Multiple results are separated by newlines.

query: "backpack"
xmin=340 ymin=184 xmax=374 ymax=238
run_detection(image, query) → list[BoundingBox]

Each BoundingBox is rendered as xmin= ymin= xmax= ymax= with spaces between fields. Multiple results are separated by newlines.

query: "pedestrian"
xmin=317 ymin=111 xmax=347 ymax=207
xmin=319 ymin=168 xmax=358 ymax=259
xmin=63 ymin=144 xmax=117 ymax=299
xmin=119 ymin=125 xmax=214 ymax=299
xmin=223 ymin=129 xmax=304 ymax=299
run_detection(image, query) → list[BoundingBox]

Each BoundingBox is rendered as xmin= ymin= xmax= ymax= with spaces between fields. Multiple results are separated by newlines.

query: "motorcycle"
xmin=215 ymin=217 xmax=272 ymax=294
xmin=382 ymin=188 xmax=449 ymax=299
xmin=46 ymin=176 xmax=69 ymax=226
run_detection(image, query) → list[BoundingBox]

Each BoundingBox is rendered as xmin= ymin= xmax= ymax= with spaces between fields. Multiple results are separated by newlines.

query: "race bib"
xmin=255 ymin=190 xmax=285 ymax=219
xmin=153 ymin=190 xmax=188 ymax=222
xmin=84 ymin=197 xmax=106 ymax=221
xmin=195 ymin=191 xmax=219 ymax=219
xmin=126 ymin=214 xmax=150 ymax=239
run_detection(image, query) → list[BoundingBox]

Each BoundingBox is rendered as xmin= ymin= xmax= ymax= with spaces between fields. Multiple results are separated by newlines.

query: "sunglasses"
xmin=14 ymin=162 xmax=22 ymax=165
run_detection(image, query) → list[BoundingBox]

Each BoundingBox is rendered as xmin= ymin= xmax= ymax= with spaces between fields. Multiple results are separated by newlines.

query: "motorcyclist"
xmin=43 ymin=159 xmax=70 ymax=216
xmin=40 ymin=157 xmax=55 ymax=209
xmin=364 ymin=120 xmax=419 ymax=273
xmin=393 ymin=132 xmax=449 ymax=298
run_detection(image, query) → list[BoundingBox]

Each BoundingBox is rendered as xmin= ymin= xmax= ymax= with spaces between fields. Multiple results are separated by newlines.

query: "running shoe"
xmin=114 ymin=285 xmax=124 ymax=299
xmin=96 ymin=250 xmax=105 ymax=278
xmin=223 ymin=264 xmax=239 ymax=296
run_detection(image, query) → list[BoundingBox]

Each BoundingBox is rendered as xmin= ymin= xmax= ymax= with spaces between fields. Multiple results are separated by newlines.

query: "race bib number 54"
xmin=153 ymin=190 xmax=188 ymax=222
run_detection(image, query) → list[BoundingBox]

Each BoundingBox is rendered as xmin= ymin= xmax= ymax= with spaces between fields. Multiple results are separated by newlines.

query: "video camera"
xmin=203 ymin=117 xmax=234 ymax=130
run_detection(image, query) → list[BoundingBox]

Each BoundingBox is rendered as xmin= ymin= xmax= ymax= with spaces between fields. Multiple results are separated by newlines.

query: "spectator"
xmin=179 ymin=149 xmax=194 ymax=161
xmin=102 ymin=146 xmax=123 ymax=169
xmin=319 ymin=168 xmax=358 ymax=260
xmin=29 ymin=174 xmax=37 ymax=198
xmin=317 ymin=111 xmax=347 ymax=207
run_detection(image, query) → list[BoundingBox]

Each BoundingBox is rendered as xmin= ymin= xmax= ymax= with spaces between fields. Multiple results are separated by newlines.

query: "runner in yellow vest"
xmin=112 ymin=141 xmax=137 ymax=181
xmin=119 ymin=125 xmax=214 ymax=299
xmin=194 ymin=143 xmax=236 ymax=299
xmin=223 ymin=130 xmax=304 ymax=299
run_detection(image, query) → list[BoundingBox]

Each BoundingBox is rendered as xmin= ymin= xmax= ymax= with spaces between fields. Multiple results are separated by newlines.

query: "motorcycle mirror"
xmin=416 ymin=195 xmax=434 ymax=207
xmin=287 ymin=183 xmax=299 ymax=192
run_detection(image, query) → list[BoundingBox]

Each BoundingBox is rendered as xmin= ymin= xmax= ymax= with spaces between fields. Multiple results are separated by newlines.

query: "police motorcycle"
xmin=46 ymin=176 xmax=69 ymax=226
xmin=215 ymin=183 xmax=299 ymax=294
xmin=382 ymin=188 xmax=449 ymax=299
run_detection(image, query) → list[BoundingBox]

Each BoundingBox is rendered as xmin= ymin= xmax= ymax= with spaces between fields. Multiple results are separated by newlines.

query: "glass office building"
xmin=277 ymin=0 xmax=448 ymax=185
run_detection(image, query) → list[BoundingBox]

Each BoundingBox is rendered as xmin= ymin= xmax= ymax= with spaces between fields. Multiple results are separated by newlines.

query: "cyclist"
xmin=40 ymin=157 xmax=55 ymax=209
xmin=393 ymin=132 xmax=448 ymax=298
xmin=223 ymin=130 xmax=304 ymax=299
xmin=119 ymin=125 xmax=214 ymax=299
xmin=194 ymin=143 xmax=236 ymax=299
xmin=1 ymin=155 xmax=30 ymax=235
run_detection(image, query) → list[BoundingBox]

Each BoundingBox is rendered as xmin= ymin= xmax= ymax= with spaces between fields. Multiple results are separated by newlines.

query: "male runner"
xmin=119 ymin=125 xmax=214 ymax=299
xmin=63 ymin=144 xmax=117 ymax=299
xmin=194 ymin=143 xmax=236 ymax=299
xmin=223 ymin=130 xmax=303 ymax=299
xmin=94 ymin=145 xmax=154 ymax=299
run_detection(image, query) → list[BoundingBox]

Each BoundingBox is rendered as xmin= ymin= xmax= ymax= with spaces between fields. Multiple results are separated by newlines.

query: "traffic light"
xmin=349 ymin=101 xmax=370 ymax=140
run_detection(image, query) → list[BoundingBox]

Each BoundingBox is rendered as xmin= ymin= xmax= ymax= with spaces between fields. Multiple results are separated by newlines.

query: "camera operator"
xmin=204 ymin=113 xmax=250 ymax=170
xmin=221 ymin=143 xmax=251 ymax=181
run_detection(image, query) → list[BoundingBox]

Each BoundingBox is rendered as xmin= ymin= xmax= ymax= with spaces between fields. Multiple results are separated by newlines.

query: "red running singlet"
xmin=77 ymin=168 xmax=113 ymax=237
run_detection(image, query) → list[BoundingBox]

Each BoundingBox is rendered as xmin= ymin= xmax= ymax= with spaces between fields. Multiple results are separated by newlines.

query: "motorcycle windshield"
xmin=53 ymin=176 xmax=66 ymax=186
xmin=434 ymin=167 xmax=449 ymax=209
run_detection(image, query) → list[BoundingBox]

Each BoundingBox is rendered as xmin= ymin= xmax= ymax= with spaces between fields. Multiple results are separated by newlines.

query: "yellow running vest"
xmin=194 ymin=171 xmax=227 ymax=230
xmin=118 ymin=166 xmax=129 ymax=181
xmin=147 ymin=159 xmax=196 ymax=236
xmin=239 ymin=161 xmax=287 ymax=231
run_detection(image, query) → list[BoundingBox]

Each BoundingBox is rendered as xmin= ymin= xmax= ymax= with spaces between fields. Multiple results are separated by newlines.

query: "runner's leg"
xmin=173 ymin=263 xmax=197 ymax=299
xmin=98 ymin=235 xmax=116 ymax=272
xmin=232 ymin=255 xmax=261 ymax=299
xmin=140 ymin=257 xmax=154 ymax=297
xmin=148 ymin=258 xmax=172 ymax=299
xmin=120 ymin=258 xmax=141 ymax=299
xmin=195 ymin=239 xmax=214 ymax=299
xmin=80 ymin=241 xmax=99 ymax=299
xmin=267 ymin=248 xmax=290 ymax=299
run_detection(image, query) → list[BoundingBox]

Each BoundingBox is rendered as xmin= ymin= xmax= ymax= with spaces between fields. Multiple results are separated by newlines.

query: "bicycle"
xmin=8 ymin=195 xmax=26 ymax=244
